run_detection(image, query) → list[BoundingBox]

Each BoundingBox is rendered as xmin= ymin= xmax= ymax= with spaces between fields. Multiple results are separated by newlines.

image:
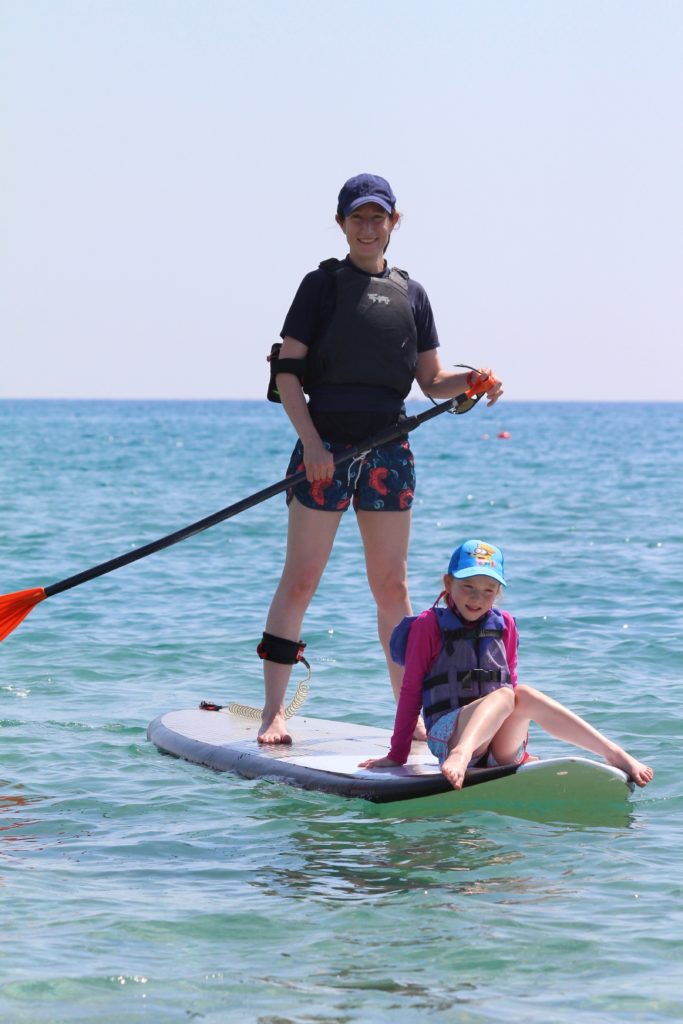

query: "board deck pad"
xmin=147 ymin=708 xmax=633 ymax=811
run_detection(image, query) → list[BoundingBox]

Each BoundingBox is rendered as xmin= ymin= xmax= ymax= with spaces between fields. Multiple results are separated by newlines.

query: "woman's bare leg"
xmin=356 ymin=509 xmax=413 ymax=699
xmin=259 ymin=500 xmax=343 ymax=744
xmin=356 ymin=509 xmax=426 ymax=735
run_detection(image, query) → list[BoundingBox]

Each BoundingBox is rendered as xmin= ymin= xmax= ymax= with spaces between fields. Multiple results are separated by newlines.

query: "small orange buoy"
xmin=497 ymin=431 xmax=511 ymax=439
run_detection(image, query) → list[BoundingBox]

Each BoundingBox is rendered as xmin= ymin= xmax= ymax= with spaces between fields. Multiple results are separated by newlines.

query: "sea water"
xmin=1 ymin=399 xmax=682 ymax=1023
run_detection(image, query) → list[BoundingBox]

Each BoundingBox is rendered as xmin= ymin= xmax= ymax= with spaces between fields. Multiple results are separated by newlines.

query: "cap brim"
xmin=343 ymin=195 xmax=393 ymax=215
xmin=453 ymin=566 xmax=506 ymax=587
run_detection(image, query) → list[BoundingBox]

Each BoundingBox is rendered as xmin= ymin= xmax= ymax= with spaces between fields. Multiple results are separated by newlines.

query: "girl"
xmin=359 ymin=539 xmax=654 ymax=790
xmin=258 ymin=175 xmax=503 ymax=744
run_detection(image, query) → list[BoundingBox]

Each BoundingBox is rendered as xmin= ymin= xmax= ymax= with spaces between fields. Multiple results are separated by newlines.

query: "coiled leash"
xmin=200 ymin=633 xmax=311 ymax=720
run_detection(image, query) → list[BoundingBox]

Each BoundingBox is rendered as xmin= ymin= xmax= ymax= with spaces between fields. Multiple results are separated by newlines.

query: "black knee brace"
xmin=257 ymin=631 xmax=309 ymax=667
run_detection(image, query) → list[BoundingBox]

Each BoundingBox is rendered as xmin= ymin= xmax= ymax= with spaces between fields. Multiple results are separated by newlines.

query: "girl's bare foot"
xmin=441 ymin=748 xmax=470 ymax=790
xmin=413 ymin=719 xmax=428 ymax=743
xmin=608 ymin=750 xmax=654 ymax=788
xmin=258 ymin=711 xmax=292 ymax=745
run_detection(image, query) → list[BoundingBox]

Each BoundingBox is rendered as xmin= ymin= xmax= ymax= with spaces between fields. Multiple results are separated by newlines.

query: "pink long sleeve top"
xmin=387 ymin=607 xmax=519 ymax=765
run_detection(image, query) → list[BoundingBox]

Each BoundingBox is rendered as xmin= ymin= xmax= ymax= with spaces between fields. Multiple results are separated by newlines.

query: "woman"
xmin=258 ymin=173 xmax=503 ymax=744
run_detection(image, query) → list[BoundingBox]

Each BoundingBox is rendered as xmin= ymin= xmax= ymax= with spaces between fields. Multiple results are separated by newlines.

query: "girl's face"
xmin=446 ymin=574 xmax=501 ymax=622
xmin=337 ymin=203 xmax=398 ymax=270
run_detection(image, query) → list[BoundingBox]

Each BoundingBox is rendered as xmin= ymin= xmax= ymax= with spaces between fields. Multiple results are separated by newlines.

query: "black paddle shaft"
xmin=44 ymin=395 xmax=465 ymax=599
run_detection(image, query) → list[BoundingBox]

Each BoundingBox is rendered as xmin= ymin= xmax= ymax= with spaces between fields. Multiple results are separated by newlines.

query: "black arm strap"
xmin=275 ymin=357 xmax=307 ymax=377
xmin=266 ymin=342 xmax=306 ymax=402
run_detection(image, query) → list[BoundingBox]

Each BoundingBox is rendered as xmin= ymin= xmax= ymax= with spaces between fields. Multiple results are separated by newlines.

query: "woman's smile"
xmin=341 ymin=203 xmax=395 ymax=271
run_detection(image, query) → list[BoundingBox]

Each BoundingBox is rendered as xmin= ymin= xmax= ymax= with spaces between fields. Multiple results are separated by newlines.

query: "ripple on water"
xmin=1 ymin=400 xmax=682 ymax=1023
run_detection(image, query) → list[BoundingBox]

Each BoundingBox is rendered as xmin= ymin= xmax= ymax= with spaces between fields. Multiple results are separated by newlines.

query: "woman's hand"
xmin=302 ymin=438 xmax=335 ymax=482
xmin=415 ymin=351 xmax=504 ymax=405
xmin=468 ymin=367 xmax=503 ymax=406
xmin=358 ymin=755 xmax=401 ymax=769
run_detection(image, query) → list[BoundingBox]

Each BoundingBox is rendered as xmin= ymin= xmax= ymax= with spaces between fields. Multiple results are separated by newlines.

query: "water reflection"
xmin=0 ymin=789 xmax=42 ymax=865
xmin=248 ymin=780 xmax=633 ymax=906
xmin=249 ymin=798 xmax=518 ymax=903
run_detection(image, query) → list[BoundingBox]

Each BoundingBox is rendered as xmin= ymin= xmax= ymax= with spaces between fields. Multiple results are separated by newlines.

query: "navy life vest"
xmin=303 ymin=258 xmax=418 ymax=398
xmin=390 ymin=606 xmax=513 ymax=733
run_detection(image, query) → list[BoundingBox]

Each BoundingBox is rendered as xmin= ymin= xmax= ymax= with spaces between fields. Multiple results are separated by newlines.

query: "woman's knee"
xmin=369 ymin=571 xmax=409 ymax=609
xmin=277 ymin=566 xmax=324 ymax=607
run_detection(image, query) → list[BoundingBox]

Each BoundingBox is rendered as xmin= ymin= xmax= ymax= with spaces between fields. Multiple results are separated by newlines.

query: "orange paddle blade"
xmin=0 ymin=587 xmax=46 ymax=642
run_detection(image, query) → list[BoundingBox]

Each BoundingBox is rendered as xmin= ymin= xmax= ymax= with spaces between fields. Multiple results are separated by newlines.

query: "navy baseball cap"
xmin=337 ymin=173 xmax=397 ymax=217
xmin=447 ymin=540 xmax=506 ymax=587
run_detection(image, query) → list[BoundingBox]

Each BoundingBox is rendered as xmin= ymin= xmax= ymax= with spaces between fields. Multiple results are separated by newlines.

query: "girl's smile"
xmin=447 ymin=576 xmax=501 ymax=622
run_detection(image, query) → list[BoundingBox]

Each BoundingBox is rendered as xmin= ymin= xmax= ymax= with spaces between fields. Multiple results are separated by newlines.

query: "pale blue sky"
xmin=2 ymin=0 xmax=681 ymax=400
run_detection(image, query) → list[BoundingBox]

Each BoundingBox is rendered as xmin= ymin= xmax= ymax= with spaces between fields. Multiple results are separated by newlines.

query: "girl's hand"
xmin=358 ymin=755 xmax=400 ymax=769
xmin=302 ymin=438 xmax=335 ymax=482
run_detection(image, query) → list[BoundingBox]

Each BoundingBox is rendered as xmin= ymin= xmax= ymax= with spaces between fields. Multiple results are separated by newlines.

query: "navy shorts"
xmin=286 ymin=438 xmax=415 ymax=512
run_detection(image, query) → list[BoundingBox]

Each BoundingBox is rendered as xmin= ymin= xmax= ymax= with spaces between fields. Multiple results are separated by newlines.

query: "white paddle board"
xmin=147 ymin=708 xmax=633 ymax=811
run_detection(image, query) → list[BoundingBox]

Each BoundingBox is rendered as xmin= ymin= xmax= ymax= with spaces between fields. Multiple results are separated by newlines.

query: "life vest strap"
xmin=457 ymin=668 xmax=505 ymax=684
xmin=442 ymin=626 xmax=503 ymax=642
xmin=443 ymin=625 xmax=503 ymax=656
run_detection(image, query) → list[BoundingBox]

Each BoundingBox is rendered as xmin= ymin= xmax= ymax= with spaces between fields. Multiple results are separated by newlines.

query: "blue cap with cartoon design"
xmin=447 ymin=539 xmax=506 ymax=587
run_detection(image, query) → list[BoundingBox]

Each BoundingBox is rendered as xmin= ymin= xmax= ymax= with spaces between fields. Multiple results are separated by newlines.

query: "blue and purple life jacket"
xmin=390 ymin=605 xmax=513 ymax=733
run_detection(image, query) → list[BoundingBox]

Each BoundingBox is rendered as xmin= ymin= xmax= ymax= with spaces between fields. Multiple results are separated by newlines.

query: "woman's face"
xmin=338 ymin=202 xmax=397 ymax=269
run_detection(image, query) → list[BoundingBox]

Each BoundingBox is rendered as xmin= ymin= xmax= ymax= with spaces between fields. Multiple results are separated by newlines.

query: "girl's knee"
xmin=497 ymin=687 xmax=515 ymax=713
xmin=513 ymin=684 xmax=547 ymax=713
xmin=513 ymin=684 xmax=531 ymax=709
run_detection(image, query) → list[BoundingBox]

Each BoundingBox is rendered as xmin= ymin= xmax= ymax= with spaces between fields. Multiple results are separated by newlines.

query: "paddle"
xmin=0 ymin=383 xmax=491 ymax=643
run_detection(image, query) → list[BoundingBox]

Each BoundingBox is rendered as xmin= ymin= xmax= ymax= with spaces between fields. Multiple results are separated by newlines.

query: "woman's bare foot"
xmin=258 ymin=711 xmax=292 ymax=745
xmin=441 ymin=748 xmax=470 ymax=790
xmin=608 ymin=750 xmax=654 ymax=788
